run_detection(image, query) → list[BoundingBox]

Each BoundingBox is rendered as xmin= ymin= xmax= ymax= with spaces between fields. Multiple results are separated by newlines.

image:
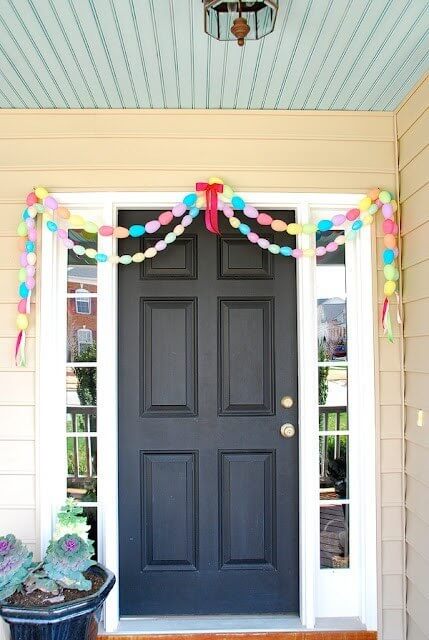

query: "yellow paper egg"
xmin=209 ymin=176 xmax=224 ymax=185
xmin=16 ymin=314 xmax=29 ymax=331
xmin=287 ymin=223 xmax=302 ymax=235
xmin=144 ymin=247 xmax=157 ymax=259
xmin=363 ymin=215 xmax=373 ymax=225
xmin=35 ymin=186 xmax=49 ymax=200
xmin=229 ymin=217 xmax=240 ymax=229
xmin=303 ymin=248 xmax=315 ymax=257
xmin=196 ymin=196 xmax=206 ymax=208
xmin=84 ymin=221 xmax=99 ymax=235
xmin=271 ymin=219 xmax=288 ymax=232
xmin=359 ymin=196 xmax=372 ymax=211
xmin=109 ymin=255 xmax=120 ymax=264
xmin=69 ymin=215 xmax=85 ymax=229
xmin=132 ymin=253 xmax=145 ymax=263
xmin=303 ymin=223 xmax=317 ymax=234
xmin=384 ymin=280 xmax=396 ymax=296
xmin=85 ymin=248 xmax=97 ymax=259
xmin=222 ymin=185 xmax=233 ymax=200
xmin=174 ymin=224 xmax=185 ymax=236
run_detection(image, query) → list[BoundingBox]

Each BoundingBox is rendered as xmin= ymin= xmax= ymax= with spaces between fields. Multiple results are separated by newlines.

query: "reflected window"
xmin=75 ymin=288 xmax=91 ymax=315
xmin=77 ymin=328 xmax=93 ymax=356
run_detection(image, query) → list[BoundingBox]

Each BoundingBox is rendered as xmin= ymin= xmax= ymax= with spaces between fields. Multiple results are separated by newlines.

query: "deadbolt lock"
xmin=280 ymin=395 xmax=294 ymax=408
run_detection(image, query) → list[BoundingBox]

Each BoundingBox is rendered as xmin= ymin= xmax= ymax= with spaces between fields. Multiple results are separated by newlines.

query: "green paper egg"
xmin=383 ymin=264 xmax=395 ymax=281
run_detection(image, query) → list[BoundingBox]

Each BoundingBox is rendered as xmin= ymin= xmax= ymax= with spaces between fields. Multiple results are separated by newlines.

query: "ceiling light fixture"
xmin=203 ymin=1 xmax=279 ymax=47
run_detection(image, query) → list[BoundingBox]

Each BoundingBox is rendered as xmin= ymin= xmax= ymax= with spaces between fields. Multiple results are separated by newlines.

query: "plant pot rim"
xmin=0 ymin=563 xmax=115 ymax=625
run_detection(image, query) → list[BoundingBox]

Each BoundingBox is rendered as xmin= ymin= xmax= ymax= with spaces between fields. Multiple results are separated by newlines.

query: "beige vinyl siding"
xmin=396 ymin=73 xmax=429 ymax=640
xmin=0 ymin=109 xmax=398 ymax=636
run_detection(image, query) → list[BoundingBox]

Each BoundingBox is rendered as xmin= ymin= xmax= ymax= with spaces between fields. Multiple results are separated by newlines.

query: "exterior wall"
xmin=396 ymin=73 xmax=429 ymax=640
xmin=0 ymin=109 xmax=399 ymax=636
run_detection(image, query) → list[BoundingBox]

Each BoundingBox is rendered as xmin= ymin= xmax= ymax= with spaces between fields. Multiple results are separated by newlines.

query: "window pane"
xmin=319 ymin=407 xmax=348 ymax=431
xmin=82 ymin=506 xmax=98 ymax=560
xmin=67 ymin=298 xmax=97 ymax=362
xmin=319 ymin=434 xmax=349 ymax=500
xmin=67 ymin=367 xmax=97 ymax=406
xmin=67 ymin=230 xmax=97 ymax=292
xmin=320 ymin=504 xmax=349 ymax=569
xmin=67 ymin=410 xmax=96 ymax=433
xmin=318 ymin=366 xmax=347 ymax=407
xmin=67 ymin=436 xmax=97 ymax=502
xmin=317 ymin=230 xmax=347 ymax=361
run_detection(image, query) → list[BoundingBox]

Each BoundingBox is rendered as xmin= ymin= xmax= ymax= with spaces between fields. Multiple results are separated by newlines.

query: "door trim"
xmin=37 ymin=191 xmax=377 ymax=633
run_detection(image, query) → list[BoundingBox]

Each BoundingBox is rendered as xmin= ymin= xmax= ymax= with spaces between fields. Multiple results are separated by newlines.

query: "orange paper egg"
xmin=271 ymin=219 xmax=288 ymax=232
xmin=384 ymin=233 xmax=397 ymax=249
xmin=113 ymin=226 xmax=129 ymax=239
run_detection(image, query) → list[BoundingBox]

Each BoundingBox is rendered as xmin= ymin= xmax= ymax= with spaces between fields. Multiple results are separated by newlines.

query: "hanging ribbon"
xmin=195 ymin=182 xmax=224 ymax=234
xmin=15 ymin=330 xmax=26 ymax=367
xmin=381 ymin=297 xmax=393 ymax=343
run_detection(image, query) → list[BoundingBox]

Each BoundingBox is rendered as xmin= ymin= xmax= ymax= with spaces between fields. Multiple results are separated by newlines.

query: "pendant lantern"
xmin=203 ymin=1 xmax=279 ymax=47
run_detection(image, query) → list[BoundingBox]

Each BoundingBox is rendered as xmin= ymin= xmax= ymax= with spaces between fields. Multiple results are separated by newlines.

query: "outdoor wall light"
xmin=203 ymin=1 xmax=279 ymax=47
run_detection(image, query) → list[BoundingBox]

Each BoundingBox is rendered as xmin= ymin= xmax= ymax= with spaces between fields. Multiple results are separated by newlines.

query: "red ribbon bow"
xmin=196 ymin=182 xmax=224 ymax=234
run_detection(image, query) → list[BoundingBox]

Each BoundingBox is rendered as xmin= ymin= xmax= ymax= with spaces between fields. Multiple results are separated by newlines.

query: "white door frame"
xmin=37 ymin=191 xmax=378 ymax=633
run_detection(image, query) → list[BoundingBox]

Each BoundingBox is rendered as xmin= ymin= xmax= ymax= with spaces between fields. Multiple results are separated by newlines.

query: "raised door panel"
xmin=218 ymin=235 xmax=273 ymax=279
xmin=141 ymin=236 xmax=197 ymax=279
xmin=141 ymin=298 xmax=197 ymax=416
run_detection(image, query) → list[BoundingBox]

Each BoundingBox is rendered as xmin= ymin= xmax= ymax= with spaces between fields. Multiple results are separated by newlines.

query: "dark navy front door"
xmin=118 ymin=209 xmax=298 ymax=615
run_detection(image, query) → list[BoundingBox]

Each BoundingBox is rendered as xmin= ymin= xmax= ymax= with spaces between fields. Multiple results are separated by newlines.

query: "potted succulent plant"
xmin=0 ymin=502 xmax=115 ymax=640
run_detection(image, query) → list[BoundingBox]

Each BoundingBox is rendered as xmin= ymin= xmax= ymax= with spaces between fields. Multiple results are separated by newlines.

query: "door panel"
xmin=118 ymin=210 xmax=298 ymax=615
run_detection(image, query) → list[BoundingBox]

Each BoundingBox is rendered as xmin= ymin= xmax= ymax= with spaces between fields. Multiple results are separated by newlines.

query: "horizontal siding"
xmin=397 ymin=74 xmax=429 ymax=640
xmin=0 ymin=107 xmax=398 ymax=640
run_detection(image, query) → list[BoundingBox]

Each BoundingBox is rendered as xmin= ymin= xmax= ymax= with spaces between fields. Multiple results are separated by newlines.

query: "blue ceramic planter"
xmin=0 ymin=564 xmax=115 ymax=640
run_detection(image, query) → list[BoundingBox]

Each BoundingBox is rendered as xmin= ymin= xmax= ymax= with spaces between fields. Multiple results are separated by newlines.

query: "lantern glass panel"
xmin=204 ymin=1 xmax=278 ymax=42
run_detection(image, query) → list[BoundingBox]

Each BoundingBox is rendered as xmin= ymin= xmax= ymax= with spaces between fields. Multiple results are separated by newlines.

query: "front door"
xmin=118 ymin=208 xmax=298 ymax=616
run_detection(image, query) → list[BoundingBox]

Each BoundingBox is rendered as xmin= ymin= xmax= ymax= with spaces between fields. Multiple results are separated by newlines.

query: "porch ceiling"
xmin=0 ymin=0 xmax=427 ymax=110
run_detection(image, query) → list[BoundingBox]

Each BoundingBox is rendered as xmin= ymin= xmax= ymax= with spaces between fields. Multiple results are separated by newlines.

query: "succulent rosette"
xmin=44 ymin=534 xmax=95 ymax=591
xmin=0 ymin=534 xmax=33 ymax=601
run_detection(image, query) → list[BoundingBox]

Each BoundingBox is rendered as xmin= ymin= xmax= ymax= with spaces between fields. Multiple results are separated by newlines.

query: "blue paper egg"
xmin=238 ymin=223 xmax=250 ymax=235
xmin=352 ymin=219 xmax=363 ymax=231
xmin=317 ymin=219 xmax=333 ymax=232
xmin=383 ymin=248 xmax=395 ymax=265
xmin=25 ymin=241 xmax=35 ymax=252
xmin=189 ymin=207 xmax=200 ymax=218
xmin=95 ymin=253 xmax=108 ymax=262
xmin=231 ymin=196 xmax=245 ymax=210
xmin=183 ymin=193 xmax=197 ymax=207
xmin=280 ymin=246 xmax=293 ymax=256
xmin=22 ymin=209 xmax=30 ymax=220
xmin=129 ymin=224 xmax=145 ymax=238
xmin=47 ymin=221 xmax=58 ymax=232
xmin=19 ymin=283 xmax=29 ymax=298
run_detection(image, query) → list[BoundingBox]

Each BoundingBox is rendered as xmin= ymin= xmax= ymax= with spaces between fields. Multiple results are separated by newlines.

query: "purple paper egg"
xmin=26 ymin=265 xmax=35 ymax=277
xmin=43 ymin=196 xmax=58 ymax=210
xmin=258 ymin=238 xmax=270 ymax=249
xmin=155 ymin=240 xmax=167 ymax=251
xmin=172 ymin=203 xmax=186 ymax=217
xmin=145 ymin=220 xmax=161 ymax=234
xmin=332 ymin=214 xmax=346 ymax=226
xmin=182 ymin=215 xmax=193 ymax=227
xmin=244 ymin=205 xmax=258 ymax=218
xmin=20 ymin=253 xmax=28 ymax=267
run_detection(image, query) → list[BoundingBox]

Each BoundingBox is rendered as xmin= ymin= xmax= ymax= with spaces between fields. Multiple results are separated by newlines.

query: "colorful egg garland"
xmin=15 ymin=178 xmax=399 ymax=366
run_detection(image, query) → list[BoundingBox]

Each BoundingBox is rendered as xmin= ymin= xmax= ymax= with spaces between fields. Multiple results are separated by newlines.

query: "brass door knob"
xmin=280 ymin=423 xmax=295 ymax=438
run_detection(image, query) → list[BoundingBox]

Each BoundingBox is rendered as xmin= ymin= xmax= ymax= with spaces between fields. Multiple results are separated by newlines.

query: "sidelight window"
xmin=316 ymin=230 xmax=350 ymax=570
xmin=65 ymin=231 xmax=99 ymax=556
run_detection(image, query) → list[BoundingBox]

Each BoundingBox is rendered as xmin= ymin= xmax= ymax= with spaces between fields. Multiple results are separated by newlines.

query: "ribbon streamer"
xmin=195 ymin=182 xmax=224 ymax=234
xmin=381 ymin=297 xmax=394 ymax=343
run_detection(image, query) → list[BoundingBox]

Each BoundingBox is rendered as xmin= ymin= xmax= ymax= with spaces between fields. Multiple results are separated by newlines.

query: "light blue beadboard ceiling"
xmin=0 ymin=0 xmax=428 ymax=110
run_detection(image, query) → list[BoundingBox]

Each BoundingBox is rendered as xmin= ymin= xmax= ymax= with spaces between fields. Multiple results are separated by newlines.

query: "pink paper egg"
xmin=257 ymin=213 xmax=273 ymax=226
xmin=26 ymin=192 xmax=37 ymax=206
xmin=63 ymin=238 xmax=74 ymax=249
xmin=346 ymin=208 xmax=360 ymax=221
xmin=392 ymin=223 xmax=399 ymax=235
xmin=326 ymin=242 xmax=338 ymax=252
xmin=26 ymin=265 xmax=35 ymax=277
xmin=383 ymin=219 xmax=394 ymax=234
xmin=18 ymin=299 xmax=27 ymax=313
xmin=155 ymin=240 xmax=167 ymax=251
xmin=393 ymin=247 xmax=399 ymax=257
xmin=57 ymin=229 xmax=67 ymax=240
xmin=248 ymin=232 xmax=259 ymax=243
xmin=159 ymin=211 xmax=173 ymax=226
xmin=28 ymin=229 xmax=37 ymax=242
xmin=292 ymin=249 xmax=303 ymax=258
xmin=145 ymin=220 xmax=161 ymax=234
xmin=223 ymin=205 xmax=234 ymax=218
xmin=258 ymin=238 xmax=270 ymax=249
xmin=26 ymin=277 xmax=36 ymax=290
xmin=26 ymin=218 xmax=35 ymax=229
xmin=332 ymin=214 xmax=346 ymax=226
xmin=172 ymin=203 xmax=186 ymax=217
xmin=315 ymin=246 xmax=327 ymax=256
xmin=99 ymin=225 xmax=114 ymax=236
xmin=20 ymin=253 xmax=28 ymax=267
xmin=244 ymin=205 xmax=258 ymax=218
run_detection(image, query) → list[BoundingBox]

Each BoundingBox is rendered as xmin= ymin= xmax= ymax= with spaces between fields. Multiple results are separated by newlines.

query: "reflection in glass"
xmin=319 ymin=407 xmax=348 ymax=431
xmin=66 ymin=409 xmax=96 ymax=433
xmin=320 ymin=504 xmax=349 ymax=568
xmin=319 ymin=434 xmax=348 ymax=500
xmin=82 ymin=506 xmax=98 ymax=560
xmin=66 ymin=367 xmax=97 ymax=406
xmin=318 ymin=366 xmax=347 ymax=407
xmin=67 ymin=298 xmax=97 ymax=362
xmin=67 ymin=436 xmax=97 ymax=502
xmin=67 ymin=230 xmax=97 ymax=292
